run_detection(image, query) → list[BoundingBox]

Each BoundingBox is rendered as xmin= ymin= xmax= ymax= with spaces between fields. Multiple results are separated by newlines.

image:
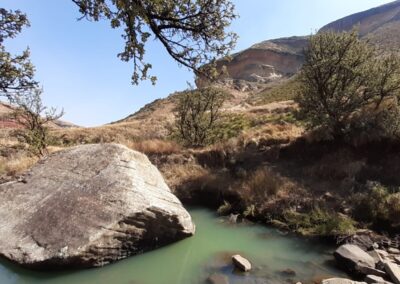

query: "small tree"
xmin=296 ymin=30 xmax=400 ymax=139
xmin=175 ymin=87 xmax=226 ymax=147
xmin=12 ymin=88 xmax=64 ymax=157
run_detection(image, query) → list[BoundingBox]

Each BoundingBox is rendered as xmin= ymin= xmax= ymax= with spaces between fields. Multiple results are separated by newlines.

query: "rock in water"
xmin=334 ymin=244 xmax=376 ymax=275
xmin=0 ymin=144 xmax=195 ymax=269
xmin=232 ymin=254 xmax=252 ymax=272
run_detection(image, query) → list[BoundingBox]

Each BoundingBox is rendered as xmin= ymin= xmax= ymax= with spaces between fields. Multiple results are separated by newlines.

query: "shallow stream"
xmin=0 ymin=208 xmax=346 ymax=284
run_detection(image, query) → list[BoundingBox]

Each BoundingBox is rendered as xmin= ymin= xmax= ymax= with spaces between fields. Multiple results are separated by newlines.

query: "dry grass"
xmin=0 ymin=153 xmax=37 ymax=176
xmin=242 ymin=168 xmax=282 ymax=199
xmin=303 ymin=149 xmax=366 ymax=181
xmin=126 ymin=139 xmax=181 ymax=155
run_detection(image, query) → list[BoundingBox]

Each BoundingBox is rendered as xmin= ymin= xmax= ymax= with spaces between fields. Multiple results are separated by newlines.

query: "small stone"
xmin=228 ymin=214 xmax=239 ymax=224
xmin=372 ymin=243 xmax=380 ymax=250
xmin=232 ymin=254 xmax=252 ymax=272
xmin=207 ymin=273 xmax=229 ymax=284
xmin=279 ymin=268 xmax=296 ymax=277
xmin=389 ymin=248 xmax=400 ymax=255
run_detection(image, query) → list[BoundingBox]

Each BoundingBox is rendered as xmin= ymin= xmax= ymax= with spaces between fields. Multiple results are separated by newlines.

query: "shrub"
xmin=217 ymin=200 xmax=232 ymax=215
xmin=283 ymin=208 xmax=356 ymax=237
xmin=240 ymin=168 xmax=283 ymax=209
xmin=352 ymin=182 xmax=400 ymax=233
xmin=174 ymin=87 xmax=226 ymax=147
xmin=296 ymin=29 xmax=400 ymax=140
xmin=11 ymin=88 xmax=63 ymax=157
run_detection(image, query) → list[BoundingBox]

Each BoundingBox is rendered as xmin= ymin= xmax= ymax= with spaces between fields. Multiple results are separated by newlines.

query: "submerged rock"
xmin=0 ymin=144 xmax=195 ymax=269
xmin=207 ymin=273 xmax=230 ymax=284
xmin=232 ymin=254 xmax=252 ymax=272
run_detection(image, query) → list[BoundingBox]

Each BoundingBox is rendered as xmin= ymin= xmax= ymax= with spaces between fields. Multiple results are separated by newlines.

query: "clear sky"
xmin=1 ymin=0 xmax=394 ymax=126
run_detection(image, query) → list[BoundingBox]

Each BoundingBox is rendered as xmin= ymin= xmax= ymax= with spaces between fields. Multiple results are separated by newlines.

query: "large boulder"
xmin=0 ymin=144 xmax=195 ymax=269
xmin=334 ymin=244 xmax=376 ymax=275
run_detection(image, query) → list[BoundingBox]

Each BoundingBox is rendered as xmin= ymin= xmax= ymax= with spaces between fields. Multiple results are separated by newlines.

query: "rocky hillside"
xmin=319 ymin=0 xmax=400 ymax=53
xmin=211 ymin=0 xmax=400 ymax=91
xmin=212 ymin=36 xmax=308 ymax=91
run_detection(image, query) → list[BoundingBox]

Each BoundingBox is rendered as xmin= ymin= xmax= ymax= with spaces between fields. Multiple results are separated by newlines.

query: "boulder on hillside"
xmin=0 ymin=144 xmax=195 ymax=269
xmin=334 ymin=244 xmax=376 ymax=275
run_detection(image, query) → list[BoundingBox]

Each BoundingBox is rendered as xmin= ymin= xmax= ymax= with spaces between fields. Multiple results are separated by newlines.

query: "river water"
xmin=0 ymin=208 xmax=346 ymax=284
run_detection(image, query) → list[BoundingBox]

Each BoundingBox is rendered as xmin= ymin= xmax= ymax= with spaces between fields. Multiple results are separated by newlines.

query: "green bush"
xmin=352 ymin=182 xmax=400 ymax=233
xmin=296 ymin=29 xmax=400 ymax=140
xmin=283 ymin=208 xmax=356 ymax=237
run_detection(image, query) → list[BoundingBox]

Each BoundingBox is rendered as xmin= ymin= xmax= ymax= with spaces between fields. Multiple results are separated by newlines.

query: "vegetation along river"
xmin=0 ymin=208 xmax=346 ymax=284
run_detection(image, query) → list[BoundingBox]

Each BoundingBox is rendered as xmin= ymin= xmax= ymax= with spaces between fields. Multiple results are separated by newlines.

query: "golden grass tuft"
xmin=126 ymin=139 xmax=181 ymax=155
xmin=0 ymin=154 xmax=38 ymax=176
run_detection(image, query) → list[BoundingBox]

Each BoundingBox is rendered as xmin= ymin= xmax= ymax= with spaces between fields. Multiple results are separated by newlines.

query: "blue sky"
xmin=2 ymin=0 xmax=394 ymax=126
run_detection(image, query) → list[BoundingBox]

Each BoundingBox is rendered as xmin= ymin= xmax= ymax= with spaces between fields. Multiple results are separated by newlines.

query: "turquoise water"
xmin=0 ymin=208 xmax=345 ymax=284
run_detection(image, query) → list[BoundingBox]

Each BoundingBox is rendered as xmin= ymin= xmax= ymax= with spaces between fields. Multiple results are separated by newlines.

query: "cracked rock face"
xmin=0 ymin=144 xmax=195 ymax=269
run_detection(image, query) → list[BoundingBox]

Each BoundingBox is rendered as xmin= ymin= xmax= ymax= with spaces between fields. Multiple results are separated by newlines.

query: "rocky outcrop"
xmin=334 ymin=245 xmax=376 ymax=274
xmin=0 ymin=144 xmax=195 ymax=269
xmin=385 ymin=262 xmax=400 ymax=284
xmin=333 ymin=241 xmax=400 ymax=284
xmin=197 ymin=36 xmax=308 ymax=90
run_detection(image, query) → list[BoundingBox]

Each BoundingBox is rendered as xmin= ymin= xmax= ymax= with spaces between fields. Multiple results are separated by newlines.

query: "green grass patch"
xmin=249 ymin=78 xmax=301 ymax=106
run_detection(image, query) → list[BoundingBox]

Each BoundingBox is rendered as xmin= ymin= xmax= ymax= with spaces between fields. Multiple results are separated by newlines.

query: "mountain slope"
xmin=319 ymin=0 xmax=400 ymax=53
xmin=217 ymin=0 xmax=400 ymax=89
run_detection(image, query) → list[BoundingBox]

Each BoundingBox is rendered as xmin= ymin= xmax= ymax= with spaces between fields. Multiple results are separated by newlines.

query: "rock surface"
xmin=322 ymin=278 xmax=366 ymax=284
xmin=385 ymin=262 xmax=400 ymax=284
xmin=334 ymin=245 xmax=376 ymax=275
xmin=365 ymin=274 xmax=392 ymax=284
xmin=232 ymin=254 xmax=252 ymax=272
xmin=0 ymin=143 xmax=195 ymax=269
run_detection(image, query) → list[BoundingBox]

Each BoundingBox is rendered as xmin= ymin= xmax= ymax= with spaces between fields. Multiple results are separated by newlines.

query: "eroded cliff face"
xmin=197 ymin=36 xmax=307 ymax=91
